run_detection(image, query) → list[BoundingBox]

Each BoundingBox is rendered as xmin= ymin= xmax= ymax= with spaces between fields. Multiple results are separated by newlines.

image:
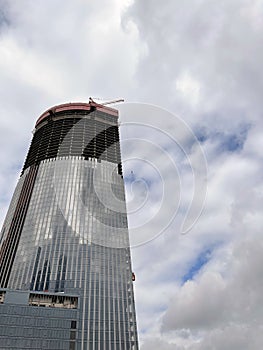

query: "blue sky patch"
xmin=194 ymin=127 xmax=209 ymax=143
xmin=0 ymin=8 xmax=10 ymax=29
xmin=194 ymin=123 xmax=251 ymax=153
xmin=182 ymin=248 xmax=212 ymax=283
xmin=217 ymin=126 xmax=250 ymax=153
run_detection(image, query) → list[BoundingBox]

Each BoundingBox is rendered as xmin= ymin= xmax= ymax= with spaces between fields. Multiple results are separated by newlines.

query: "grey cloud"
xmin=124 ymin=0 xmax=263 ymax=128
xmin=191 ymin=325 xmax=263 ymax=350
xmin=141 ymin=325 xmax=263 ymax=350
xmin=141 ymin=338 xmax=183 ymax=350
xmin=161 ymin=237 xmax=263 ymax=336
xmin=0 ymin=1 xmax=263 ymax=349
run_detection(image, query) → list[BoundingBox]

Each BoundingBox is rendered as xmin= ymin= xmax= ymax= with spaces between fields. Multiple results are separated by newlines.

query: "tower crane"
xmin=89 ymin=97 xmax=124 ymax=105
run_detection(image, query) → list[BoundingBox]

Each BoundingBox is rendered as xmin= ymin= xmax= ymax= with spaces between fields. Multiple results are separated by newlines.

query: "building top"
xmin=35 ymin=101 xmax=118 ymax=127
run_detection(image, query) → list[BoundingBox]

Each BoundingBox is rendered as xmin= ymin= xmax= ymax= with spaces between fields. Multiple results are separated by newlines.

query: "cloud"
xmin=125 ymin=0 xmax=263 ymax=127
xmin=0 ymin=0 xmax=262 ymax=349
xmin=124 ymin=0 xmax=263 ymax=338
xmin=141 ymin=338 xmax=183 ymax=350
xmin=160 ymin=234 xmax=263 ymax=343
xmin=191 ymin=325 xmax=263 ymax=350
xmin=139 ymin=236 xmax=263 ymax=349
xmin=141 ymin=325 xmax=263 ymax=350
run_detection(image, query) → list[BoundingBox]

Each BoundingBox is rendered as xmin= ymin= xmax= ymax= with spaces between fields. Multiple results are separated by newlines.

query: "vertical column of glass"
xmin=0 ymin=172 xmax=26 ymax=249
xmin=0 ymin=172 xmax=27 ymax=286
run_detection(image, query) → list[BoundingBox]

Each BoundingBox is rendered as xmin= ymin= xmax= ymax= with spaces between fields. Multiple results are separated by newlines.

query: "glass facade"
xmin=0 ymin=102 xmax=139 ymax=349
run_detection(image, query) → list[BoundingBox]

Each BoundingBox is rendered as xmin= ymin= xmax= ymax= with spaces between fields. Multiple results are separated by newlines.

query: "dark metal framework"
xmin=23 ymin=110 xmax=122 ymax=176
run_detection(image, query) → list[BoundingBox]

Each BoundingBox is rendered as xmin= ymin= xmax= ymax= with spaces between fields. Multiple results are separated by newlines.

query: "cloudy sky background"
xmin=0 ymin=0 xmax=263 ymax=349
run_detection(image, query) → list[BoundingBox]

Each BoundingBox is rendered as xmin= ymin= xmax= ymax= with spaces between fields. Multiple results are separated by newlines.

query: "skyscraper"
xmin=0 ymin=101 xmax=139 ymax=349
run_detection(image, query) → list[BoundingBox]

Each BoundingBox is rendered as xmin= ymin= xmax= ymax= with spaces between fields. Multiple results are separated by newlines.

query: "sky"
xmin=0 ymin=0 xmax=263 ymax=349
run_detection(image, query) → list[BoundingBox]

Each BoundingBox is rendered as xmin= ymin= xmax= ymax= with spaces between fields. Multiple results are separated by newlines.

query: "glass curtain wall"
xmin=0 ymin=103 xmax=139 ymax=350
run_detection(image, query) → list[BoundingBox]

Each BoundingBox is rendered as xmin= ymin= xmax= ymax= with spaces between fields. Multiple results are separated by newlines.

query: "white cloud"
xmin=0 ymin=0 xmax=262 ymax=349
xmin=174 ymin=71 xmax=201 ymax=107
xmin=125 ymin=0 xmax=263 ymax=126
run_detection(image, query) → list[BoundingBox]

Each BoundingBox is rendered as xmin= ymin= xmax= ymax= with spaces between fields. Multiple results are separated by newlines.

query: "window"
xmin=71 ymin=320 xmax=77 ymax=329
xmin=69 ymin=341 xmax=75 ymax=350
xmin=70 ymin=331 xmax=76 ymax=340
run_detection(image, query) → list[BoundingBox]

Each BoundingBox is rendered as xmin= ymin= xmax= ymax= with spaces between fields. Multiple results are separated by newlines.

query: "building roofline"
xmin=35 ymin=101 xmax=118 ymax=127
